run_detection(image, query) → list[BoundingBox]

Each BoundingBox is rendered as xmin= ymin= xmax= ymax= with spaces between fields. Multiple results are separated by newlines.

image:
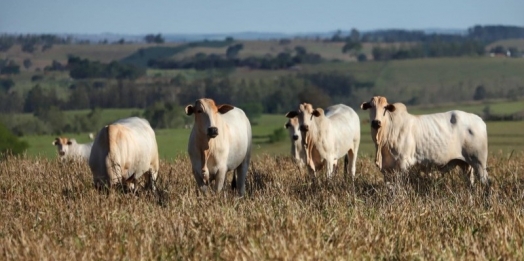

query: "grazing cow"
xmin=52 ymin=134 xmax=94 ymax=161
xmin=285 ymin=103 xmax=361 ymax=178
xmin=360 ymin=96 xmax=488 ymax=185
xmin=89 ymin=117 xmax=159 ymax=191
xmin=185 ymin=98 xmax=252 ymax=196
xmin=285 ymin=117 xmax=306 ymax=167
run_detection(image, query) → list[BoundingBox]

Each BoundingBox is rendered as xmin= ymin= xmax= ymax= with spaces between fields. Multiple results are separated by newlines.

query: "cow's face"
xmin=52 ymin=137 xmax=76 ymax=158
xmin=185 ymin=98 xmax=234 ymax=139
xmin=285 ymin=103 xmax=323 ymax=137
xmin=285 ymin=117 xmax=301 ymax=141
xmin=360 ymin=96 xmax=396 ymax=130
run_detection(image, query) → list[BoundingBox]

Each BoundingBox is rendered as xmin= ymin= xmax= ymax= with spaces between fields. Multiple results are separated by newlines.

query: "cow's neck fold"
xmin=304 ymin=115 xmax=327 ymax=167
xmin=375 ymin=111 xmax=396 ymax=170
xmin=197 ymin=115 xmax=229 ymax=162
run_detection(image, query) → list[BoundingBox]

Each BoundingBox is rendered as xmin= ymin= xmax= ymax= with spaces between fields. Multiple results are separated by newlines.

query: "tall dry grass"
xmin=0 ymin=153 xmax=523 ymax=260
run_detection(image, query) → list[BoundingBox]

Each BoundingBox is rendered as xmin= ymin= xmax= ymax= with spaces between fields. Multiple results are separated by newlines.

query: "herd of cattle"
xmin=52 ymin=96 xmax=489 ymax=196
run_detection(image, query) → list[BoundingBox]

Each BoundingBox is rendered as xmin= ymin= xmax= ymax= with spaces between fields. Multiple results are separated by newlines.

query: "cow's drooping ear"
xmin=360 ymin=102 xmax=372 ymax=110
xmin=185 ymin=105 xmax=194 ymax=115
xmin=385 ymin=104 xmax=396 ymax=112
xmin=68 ymin=139 xmax=76 ymax=145
xmin=217 ymin=104 xmax=235 ymax=114
xmin=285 ymin=111 xmax=298 ymax=118
xmin=312 ymin=108 xmax=324 ymax=117
xmin=284 ymin=122 xmax=290 ymax=129
xmin=52 ymin=138 xmax=59 ymax=146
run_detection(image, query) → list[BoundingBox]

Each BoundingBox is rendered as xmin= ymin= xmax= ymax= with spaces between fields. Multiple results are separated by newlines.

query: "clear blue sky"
xmin=1 ymin=0 xmax=523 ymax=34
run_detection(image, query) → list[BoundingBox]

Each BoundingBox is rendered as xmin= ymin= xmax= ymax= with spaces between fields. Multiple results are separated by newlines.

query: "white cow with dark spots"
xmin=360 ymin=96 xmax=489 ymax=186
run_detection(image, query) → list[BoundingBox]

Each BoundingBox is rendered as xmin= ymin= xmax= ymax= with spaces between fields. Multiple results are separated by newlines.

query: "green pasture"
xmin=302 ymin=57 xmax=524 ymax=94
xmin=21 ymin=110 xmax=524 ymax=161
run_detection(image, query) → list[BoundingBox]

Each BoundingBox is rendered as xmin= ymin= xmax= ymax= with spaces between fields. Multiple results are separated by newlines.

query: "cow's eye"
xmin=197 ymin=110 xmax=203 ymax=113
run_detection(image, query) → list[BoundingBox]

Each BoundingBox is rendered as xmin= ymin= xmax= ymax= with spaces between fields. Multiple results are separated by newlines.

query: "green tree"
xmin=0 ymin=122 xmax=29 ymax=156
xmin=226 ymin=44 xmax=243 ymax=59
xmin=350 ymin=28 xmax=360 ymax=41
xmin=357 ymin=53 xmax=367 ymax=62
xmin=297 ymin=86 xmax=331 ymax=109
xmin=24 ymin=85 xmax=61 ymax=113
xmin=144 ymin=34 xmax=164 ymax=44
xmin=170 ymin=74 xmax=187 ymax=86
xmin=68 ymin=85 xmax=91 ymax=109
xmin=0 ymin=91 xmax=24 ymax=113
xmin=342 ymin=40 xmax=362 ymax=56
xmin=0 ymin=78 xmax=15 ymax=93
xmin=0 ymin=61 xmax=20 ymax=75
xmin=294 ymin=46 xmax=307 ymax=56
xmin=21 ymin=43 xmax=36 ymax=53
xmin=473 ymin=85 xmax=487 ymax=101
xmin=331 ymin=30 xmax=343 ymax=42
xmin=71 ymin=108 xmax=102 ymax=133
xmin=143 ymin=102 xmax=185 ymax=129
xmin=268 ymin=128 xmax=287 ymax=143
xmin=23 ymin=59 xmax=32 ymax=69
xmin=239 ymin=102 xmax=263 ymax=125
xmin=34 ymin=106 xmax=66 ymax=134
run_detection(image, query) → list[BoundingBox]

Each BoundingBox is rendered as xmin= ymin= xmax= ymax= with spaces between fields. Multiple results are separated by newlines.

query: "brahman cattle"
xmin=185 ymin=98 xmax=252 ymax=196
xmin=286 ymin=103 xmax=361 ymax=178
xmin=285 ymin=117 xmax=306 ymax=167
xmin=52 ymin=134 xmax=93 ymax=162
xmin=360 ymin=96 xmax=489 ymax=186
xmin=89 ymin=117 xmax=159 ymax=192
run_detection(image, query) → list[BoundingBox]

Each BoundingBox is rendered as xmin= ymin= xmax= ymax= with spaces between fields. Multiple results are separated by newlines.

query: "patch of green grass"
xmin=62 ymin=108 xmax=143 ymax=126
xmin=121 ymin=45 xmax=190 ymax=67
xmin=21 ymin=108 xmax=524 ymax=160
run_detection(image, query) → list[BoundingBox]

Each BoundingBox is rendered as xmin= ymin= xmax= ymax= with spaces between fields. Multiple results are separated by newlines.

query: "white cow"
xmin=360 ymin=96 xmax=489 ymax=185
xmin=185 ymin=98 xmax=252 ymax=196
xmin=285 ymin=103 xmax=361 ymax=178
xmin=89 ymin=117 xmax=159 ymax=191
xmin=52 ymin=134 xmax=94 ymax=161
xmin=285 ymin=117 xmax=306 ymax=167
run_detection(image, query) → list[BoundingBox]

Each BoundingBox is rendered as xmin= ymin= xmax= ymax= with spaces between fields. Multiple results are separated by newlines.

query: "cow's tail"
xmin=104 ymin=124 xmax=121 ymax=188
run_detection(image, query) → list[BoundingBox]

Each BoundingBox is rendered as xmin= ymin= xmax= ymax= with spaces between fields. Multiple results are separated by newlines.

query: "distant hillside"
xmin=120 ymin=40 xmax=233 ymax=67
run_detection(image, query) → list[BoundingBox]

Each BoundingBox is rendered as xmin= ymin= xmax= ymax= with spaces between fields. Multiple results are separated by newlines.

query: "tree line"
xmin=330 ymin=25 xmax=524 ymax=44
xmin=370 ymin=40 xmax=486 ymax=61
xmin=0 ymin=66 xmax=373 ymax=135
xmin=0 ymin=34 xmax=72 ymax=53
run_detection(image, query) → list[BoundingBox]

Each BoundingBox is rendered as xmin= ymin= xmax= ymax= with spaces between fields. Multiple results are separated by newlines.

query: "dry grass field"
xmin=1 ymin=152 xmax=523 ymax=260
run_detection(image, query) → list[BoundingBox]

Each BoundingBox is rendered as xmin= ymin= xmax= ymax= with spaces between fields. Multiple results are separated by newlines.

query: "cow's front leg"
xmin=214 ymin=166 xmax=228 ymax=193
xmin=326 ymin=158 xmax=335 ymax=178
xmin=192 ymin=168 xmax=208 ymax=195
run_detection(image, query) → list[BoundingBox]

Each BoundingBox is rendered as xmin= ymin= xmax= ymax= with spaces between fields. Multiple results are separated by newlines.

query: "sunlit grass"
xmin=0 ymin=152 xmax=523 ymax=259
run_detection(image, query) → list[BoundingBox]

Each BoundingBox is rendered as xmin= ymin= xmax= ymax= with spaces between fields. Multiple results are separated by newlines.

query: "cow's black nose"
xmin=207 ymin=127 xmax=218 ymax=138
xmin=292 ymin=135 xmax=299 ymax=141
xmin=371 ymin=120 xmax=381 ymax=129
xmin=300 ymin=125 xmax=309 ymax=132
